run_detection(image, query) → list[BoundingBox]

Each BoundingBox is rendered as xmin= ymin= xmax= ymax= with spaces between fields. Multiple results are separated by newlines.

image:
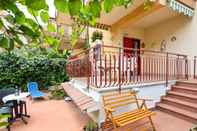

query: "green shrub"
xmin=49 ymin=85 xmax=67 ymax=100
xmin=83 ymin=120 xmax=98 ymax=131
xmin=0 ymin=46 xmax=69 ymax=91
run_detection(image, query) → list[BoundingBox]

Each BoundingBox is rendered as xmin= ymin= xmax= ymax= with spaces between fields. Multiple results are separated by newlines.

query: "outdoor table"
xmin=3 ymin=92 xmax=30 ymax=124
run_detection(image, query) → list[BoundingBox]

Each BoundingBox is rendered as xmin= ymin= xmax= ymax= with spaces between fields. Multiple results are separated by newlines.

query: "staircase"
xmin=156 ymin=81 xmax=197 ymax=123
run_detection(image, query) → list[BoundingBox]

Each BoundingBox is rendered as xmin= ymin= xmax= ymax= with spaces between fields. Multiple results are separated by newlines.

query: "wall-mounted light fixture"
xmin=171 ymin=36 xmax=177 ymax=42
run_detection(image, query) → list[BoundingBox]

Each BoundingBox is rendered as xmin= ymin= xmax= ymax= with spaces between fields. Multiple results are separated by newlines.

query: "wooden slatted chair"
xmin=102 ymin=90 xmax=156 ymax=130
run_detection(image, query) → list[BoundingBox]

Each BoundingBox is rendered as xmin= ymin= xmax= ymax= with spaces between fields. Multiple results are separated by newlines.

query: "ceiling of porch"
xmin=57 ymin=0 xmax=144 ymax=26
xmin=57 ymin=1 xmax=185 ymax=30
xmin=97 ymin=0 xmax=143 ymax=25
xmin=131 ymin=7 xmax=179 ymax=29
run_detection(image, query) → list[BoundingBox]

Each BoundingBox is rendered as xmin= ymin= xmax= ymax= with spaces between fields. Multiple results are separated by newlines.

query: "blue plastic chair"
xmin=27 ymin=82 xmax=45 ymax=99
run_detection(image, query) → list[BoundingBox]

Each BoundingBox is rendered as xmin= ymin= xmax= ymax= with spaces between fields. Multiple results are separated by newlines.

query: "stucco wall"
xmin=112 ymin=26 xmax=145 ymax=46
xmin=144 ymin=13 xmax=197 ymax=58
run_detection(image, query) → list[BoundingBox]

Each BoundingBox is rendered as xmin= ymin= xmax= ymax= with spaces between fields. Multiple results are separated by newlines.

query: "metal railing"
xmin=67 ymin=45 xmax=192 ymax=89
xmin=194 ymin=56 xmax=197 ymax=79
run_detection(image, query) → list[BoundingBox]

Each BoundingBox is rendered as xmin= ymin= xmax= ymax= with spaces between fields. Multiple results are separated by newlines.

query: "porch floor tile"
xmin=113 ymin=110 xmax=194 ymax=131
xmin=10 ymin=99 xmax=194 ymax=131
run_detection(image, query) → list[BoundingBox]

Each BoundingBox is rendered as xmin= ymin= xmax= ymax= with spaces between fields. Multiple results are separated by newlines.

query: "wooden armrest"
xmin=104 ymin=106 xmax=114 ymax=112
xmin=137 ymin=98 xmax=153 ymax=109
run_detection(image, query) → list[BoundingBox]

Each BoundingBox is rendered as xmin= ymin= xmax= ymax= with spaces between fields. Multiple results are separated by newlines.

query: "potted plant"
xmin=83 ymin=120 xmax=99 ymax=131
xmin=91 ymin=30 xmax=103 ymax=44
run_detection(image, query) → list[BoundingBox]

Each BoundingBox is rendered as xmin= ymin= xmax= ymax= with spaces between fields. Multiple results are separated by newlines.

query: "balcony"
xmin=177 ymin=0 xmax=196 ymax=9
xmin=66 ymin=45 xmax=195 ymax=89
xmin=167 ymin=0 xmax=196 ymax=17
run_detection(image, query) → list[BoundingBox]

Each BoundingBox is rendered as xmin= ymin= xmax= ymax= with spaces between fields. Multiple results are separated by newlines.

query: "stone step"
xmin=167 ymin=91 xmax=197 ymax=100
xmin=172 ymin=85 xmax=197 ymax=95
xmin=157 ymin=103 xmax=197 ymax=123
xmin=176 ymin=81 xmax=197 ymax=88
xmin=162 ymin=97 xmax=197 ymax=113
xmin=167 ymin=91 xmax=197 ymax=103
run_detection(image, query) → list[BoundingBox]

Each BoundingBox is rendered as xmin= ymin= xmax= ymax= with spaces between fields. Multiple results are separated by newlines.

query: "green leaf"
xmin=19 ymin=25 xmax=35 ymax=37
xmin=68 ymin=0 xmax=82 ymax=16
xmin=47 ymin=23 xmax=56 ymax=32
xmin=89 ymin=0 xmax=101 ymax=17
xmin=54 ymin=0 xmax=68 ymax=13
xmin=0 ymin=19 xmax=3 ymax=29
xmin=103 ymin=0 xmax=114 ymax=13
xmin=4 ymin=15 xmax=15 ymax=23
xmin=40 ymin=11 xmax=49 ymax=23
xmin=45 ymin=36 xmax=60 ymax=49
xmin=28 ymin=8 xmax=39 ymax=16
xmin=13 ymin=35 xmax=24 ymax=46
xmin=25 ymin=18 xmax=39 ymax=29
xmin=0 ymin=36 xmax=9 ymax=49
xmin=8 ymin=39 xmax=14 ymax=51
xmin=15 ymin=11 xmax=26 ymax=24
xmin=0 ymin=37 xmax=14 ymax=51
xmin=59 ymin=27 xmax=65 ymax=36
xmin=89 ymin=17 xmax=96 ymax=26
xmin=25 ymin=0 xmax=48 ymax=10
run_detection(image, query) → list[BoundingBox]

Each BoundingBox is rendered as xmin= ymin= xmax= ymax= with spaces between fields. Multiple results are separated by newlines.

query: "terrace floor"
xmin=11 ymin=99 xmax=90 ymax=131
xmin=8 ymin=99 xmax=193 ymax=131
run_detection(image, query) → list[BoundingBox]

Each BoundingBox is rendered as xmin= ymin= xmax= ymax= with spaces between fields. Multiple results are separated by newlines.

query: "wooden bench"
xmin=102 ymin=90 xmax=156 ymax=130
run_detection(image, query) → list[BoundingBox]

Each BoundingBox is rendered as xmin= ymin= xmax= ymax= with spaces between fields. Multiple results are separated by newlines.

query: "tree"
xmin=0 ymin=0 xmax=151 ymax=52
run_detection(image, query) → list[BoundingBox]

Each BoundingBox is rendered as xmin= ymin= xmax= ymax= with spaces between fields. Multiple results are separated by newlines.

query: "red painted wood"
xmin=109 ymin=54 xmax=112 ymax=86
xmin=104 ymin=55 xmax=107 ymax=87
xmin=123 ymin=37 xmax=134 ymax=56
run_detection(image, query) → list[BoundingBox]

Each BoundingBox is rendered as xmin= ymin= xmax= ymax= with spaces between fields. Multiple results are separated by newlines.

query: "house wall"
xmin=112 ymin=26 xmax=145 ymax=46
xmin=144 ymin=13 xmax=197 ymax=58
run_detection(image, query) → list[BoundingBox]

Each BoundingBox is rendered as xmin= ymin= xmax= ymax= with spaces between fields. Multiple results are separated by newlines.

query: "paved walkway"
xmin=10 ymin=99 xmax=194 ymax=131
xmin=12 ymin=100 xmax=90 ymax=131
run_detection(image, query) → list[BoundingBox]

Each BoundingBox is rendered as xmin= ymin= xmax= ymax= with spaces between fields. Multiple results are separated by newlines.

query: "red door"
xmin=123 ymin=37 xmax=141 ymax=75
xmin=123 ymin=37 xmax=134 ymax=56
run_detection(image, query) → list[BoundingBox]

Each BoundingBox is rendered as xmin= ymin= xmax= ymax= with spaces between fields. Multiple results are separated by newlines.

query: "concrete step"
xmin=162 ymin=97 xmax=197 ymax=113
xmin=167 ymin=91 xmax=197 ymax=103
xmin=172 ymin=85 xmax=197 ymax=95
xmin=176 ymin=81 xmax=197 ymax=88
xmin=157 ymin=103 xmax=197 ymax=123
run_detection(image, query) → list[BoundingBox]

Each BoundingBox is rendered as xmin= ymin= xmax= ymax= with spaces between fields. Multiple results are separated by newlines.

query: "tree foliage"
xmin=0 ymin=45 xmax=70 ymax=90
xmin=0 ymin=0 xmax=151 ymax=51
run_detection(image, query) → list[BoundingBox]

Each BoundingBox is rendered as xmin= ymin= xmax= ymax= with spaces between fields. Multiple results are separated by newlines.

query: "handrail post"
xmin=185 ymin=56 xmax=189 ymax=80
xmin=118 ymin=47 xmax=121 ymax=92
xmin=87 ymin=49 xmax=90 ymax=90
xmin=166 ymin=53 xmax=169 ymax=88
xmin=194 ymin=56 xmax=197 ymax=79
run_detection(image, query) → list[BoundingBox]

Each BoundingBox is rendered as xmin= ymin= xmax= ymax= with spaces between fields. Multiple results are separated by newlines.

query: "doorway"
xmin=123 ymin=37 xmax=141 ymax=75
